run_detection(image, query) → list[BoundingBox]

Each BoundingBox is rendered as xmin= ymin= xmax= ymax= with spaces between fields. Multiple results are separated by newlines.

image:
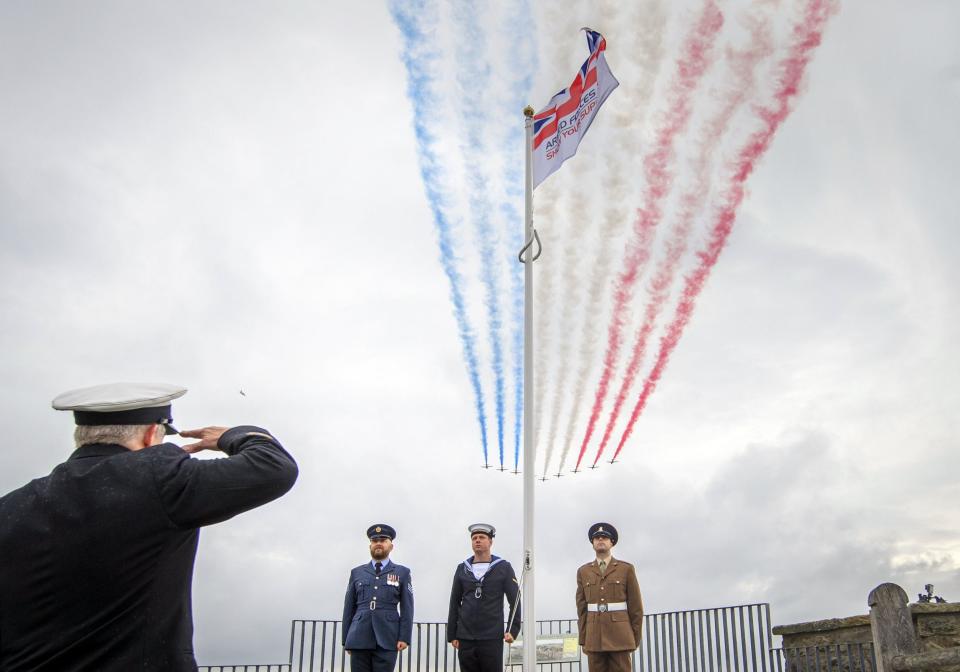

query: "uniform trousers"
xmin=585 ymin=651 xmax=633 ymax=672
xmin=457 ymin=638 xmax=504 ymax=672
xmin=349 ymin=648 xmax=398 ymax=672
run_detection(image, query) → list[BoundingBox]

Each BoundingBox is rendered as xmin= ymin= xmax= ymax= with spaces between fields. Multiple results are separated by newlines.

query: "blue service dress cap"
xmin=468 ymin=523 xmax=495 ymax=538
xmin=52 ymin=382 xmax=187 ymax=435
xmin=367 ymin=524 xmax=396 ymax=540
xmin=588 ymin=522 xmax=618 ymax=545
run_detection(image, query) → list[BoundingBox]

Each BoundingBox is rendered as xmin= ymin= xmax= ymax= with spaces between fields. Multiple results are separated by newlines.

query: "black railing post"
xmin=202 ymin=604 xmax=779 ymax=672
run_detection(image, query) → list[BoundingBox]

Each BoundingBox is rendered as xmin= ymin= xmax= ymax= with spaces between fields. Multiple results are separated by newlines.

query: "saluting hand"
xmin=179 ymin=426 xmax=229 ymax=454
xmin=504 ymin=633 xmax=514 ymax=643
xmin=397 ymin=642 xmax=408 ymax=651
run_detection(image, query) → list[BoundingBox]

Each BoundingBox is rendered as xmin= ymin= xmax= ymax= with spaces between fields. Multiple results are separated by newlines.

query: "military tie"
xmin=599 ymin=560 xmax=607 ymax=576
xmin=375 ymin=562 xmax=383 ymax=575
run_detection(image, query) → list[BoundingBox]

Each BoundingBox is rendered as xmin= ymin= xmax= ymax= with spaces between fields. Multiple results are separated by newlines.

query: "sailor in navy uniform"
xmin=342 ymin=524 xmax=414 ymax=672
xmin=447 ymin=523 xmax=521 ymax=672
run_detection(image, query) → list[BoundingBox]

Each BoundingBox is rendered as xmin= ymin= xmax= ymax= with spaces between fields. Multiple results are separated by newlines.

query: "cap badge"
xmin=375 ymin=526 xmax=382 ymax=533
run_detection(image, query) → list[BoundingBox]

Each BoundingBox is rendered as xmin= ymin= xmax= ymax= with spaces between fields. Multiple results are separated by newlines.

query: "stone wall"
xmin=912 ymin=603 xmax=960 ymax=671
xmin=773 ymin=603 xmax=960 ymax=672
xmin=774 ymin=615 xmax=874 ymax=672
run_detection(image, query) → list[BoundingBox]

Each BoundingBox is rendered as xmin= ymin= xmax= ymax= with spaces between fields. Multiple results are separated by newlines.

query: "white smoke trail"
xmin=612 ymin=0 xmax=838 ymax=460
xmin=388 ymin=0 xmax=491 ymax=462
xmin=531 ymin=1 xmax=585 ymax=470
xmin=591 ymin=8 xmax=775 ymax=466
xmin=553 ymin=0 xmax=669 ymax=475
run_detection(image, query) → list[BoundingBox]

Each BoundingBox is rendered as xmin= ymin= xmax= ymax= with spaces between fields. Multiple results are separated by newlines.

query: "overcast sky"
xmin=1 ymin=0 xmax=958 ymax=666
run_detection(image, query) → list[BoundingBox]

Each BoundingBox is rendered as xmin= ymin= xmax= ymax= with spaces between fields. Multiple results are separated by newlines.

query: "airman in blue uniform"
xmin=342 ymin=524 xmax=414 ymax=672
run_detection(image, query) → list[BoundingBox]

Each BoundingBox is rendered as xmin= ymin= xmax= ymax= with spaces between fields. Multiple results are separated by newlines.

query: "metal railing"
xmin=530 ymin=620 xmax=580 ymax=672
xmin=636 ymin=604 xmax=776 ymax=672
xmin=288 ymin=620 xmax=454 ymax=672
xmin=199 ymin=666 xmax=291 ymax=672
xmin=286 ymin=603 xmax=776 ymax=672
xmin=288 ymin=620 xmax=583 ymax=672
xmin=774 ymin=643 xmax=876 ymax=672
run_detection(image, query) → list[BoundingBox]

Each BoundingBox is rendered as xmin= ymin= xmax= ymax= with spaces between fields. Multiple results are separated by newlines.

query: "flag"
xmin=532 ymin=29 xmax=619 ymax=189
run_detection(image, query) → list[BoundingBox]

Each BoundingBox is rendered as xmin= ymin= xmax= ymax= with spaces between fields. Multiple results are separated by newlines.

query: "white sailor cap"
xmin=468 ymin=523 xmax=496 ymax=538
xmin=52 ymin=382 xmax=187 ymax=435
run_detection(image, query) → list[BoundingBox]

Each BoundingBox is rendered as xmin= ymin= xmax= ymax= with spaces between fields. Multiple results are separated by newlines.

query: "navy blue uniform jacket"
xmin=0 ymin=426 xmax=298 ymax=671
xmin=447 ymin=556 xmax=521 ymax=641
xmin=342 ymin=560 xmax=414 ymax=650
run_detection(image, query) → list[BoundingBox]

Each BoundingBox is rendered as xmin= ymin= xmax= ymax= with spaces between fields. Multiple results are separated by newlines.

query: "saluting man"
xmin=342 ymin=524 xmax=414 ymax=672
xmin=0 ymin=382 xmax=298 ymax=670
xmin=575 ymin=523 xmax=644 ymax=672
xmin=447 ymin=523 xmax=521 ymax=672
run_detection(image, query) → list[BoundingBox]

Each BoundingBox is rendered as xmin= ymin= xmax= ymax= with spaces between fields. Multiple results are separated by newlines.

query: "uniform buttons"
xmin=600 ymin=587 xmax=604 ymax=590
xmin=374 ymin=586 xmax=378 ymax=590
xmin=373 ymin=597 xmax=378 ymax=600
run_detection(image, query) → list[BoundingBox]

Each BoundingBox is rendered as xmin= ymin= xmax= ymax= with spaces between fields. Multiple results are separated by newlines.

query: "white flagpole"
xmin=521 ymin=104 xmax=536 ymax=672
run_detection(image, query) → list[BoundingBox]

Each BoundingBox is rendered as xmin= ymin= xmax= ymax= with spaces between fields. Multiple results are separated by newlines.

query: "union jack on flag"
xmin=532 ymin=29 xmax=619 ymax=189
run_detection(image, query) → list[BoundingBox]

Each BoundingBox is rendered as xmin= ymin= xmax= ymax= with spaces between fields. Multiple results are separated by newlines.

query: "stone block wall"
xmin=773 ymin=603 xmax=960 ymax=672
xmin=774 ymin=615 xmax=874 ymax=672
xmin=913 ymin=603 xmax=960 ymax=671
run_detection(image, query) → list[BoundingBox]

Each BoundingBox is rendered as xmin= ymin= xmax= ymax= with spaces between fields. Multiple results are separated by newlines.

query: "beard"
xmin=370 ymin=547 xmax=388 ymax=560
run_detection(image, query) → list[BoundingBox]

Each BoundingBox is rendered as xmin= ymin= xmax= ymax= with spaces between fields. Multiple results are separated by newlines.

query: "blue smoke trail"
xmin=389 ymin=0 xmax=489 ymax=464
xmin=497 ymin=2 xmax=538 ymax=471
xmin=451 ymin=1 xmax=507 ymax=468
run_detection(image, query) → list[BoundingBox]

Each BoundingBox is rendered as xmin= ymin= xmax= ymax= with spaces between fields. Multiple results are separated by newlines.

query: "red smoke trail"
xmin=574 ymin=0 xmax=725 ymax=472
xmin=611 ymin=0 xmax=837 ymax=461
xmin=591 ymin=16 xmax=774 ymax=467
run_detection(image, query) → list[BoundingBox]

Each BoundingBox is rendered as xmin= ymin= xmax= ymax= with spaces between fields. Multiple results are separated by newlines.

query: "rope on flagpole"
xmin=502 ymin=559 xmax=529 ymax=671
xmin=518 ymin=229 xmax=542 ymax=263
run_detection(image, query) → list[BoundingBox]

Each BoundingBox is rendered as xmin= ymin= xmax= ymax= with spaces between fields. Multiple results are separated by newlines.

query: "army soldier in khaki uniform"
xmin=575 ymin=523 xmax=643 ymax=672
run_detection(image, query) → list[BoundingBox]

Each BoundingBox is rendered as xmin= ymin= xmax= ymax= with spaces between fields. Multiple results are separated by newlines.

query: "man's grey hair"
xmin=74 ymin=424 xmax=166 ymax=449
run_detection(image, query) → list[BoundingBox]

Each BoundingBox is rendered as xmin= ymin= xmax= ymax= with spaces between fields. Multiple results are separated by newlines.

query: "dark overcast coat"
xmin=447 ymin=556 xmax=521 ymax=641
xmin=0 ymin=425 xmax=298 ymax=671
